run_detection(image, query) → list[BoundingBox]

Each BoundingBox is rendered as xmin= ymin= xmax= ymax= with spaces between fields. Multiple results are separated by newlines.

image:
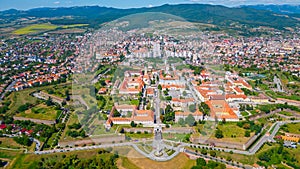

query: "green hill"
xmin=0 ymin=4 xmax=299 ymax=30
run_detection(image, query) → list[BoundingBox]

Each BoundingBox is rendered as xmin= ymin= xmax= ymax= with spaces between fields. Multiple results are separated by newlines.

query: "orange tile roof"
xmin=175 ymin=110 xmax=203 ymax=116
xmin=146 ymin=88 xmax=154 ymax=95
xmin=171 ymin=98 xmax=195 ymax=103
xmin=205 ymin=100 xmax=238 ymax=119
xmin=226 ymin=94 xmax=247 ymax=99
xmin=161 ymin=84 xmax=185 ymax=89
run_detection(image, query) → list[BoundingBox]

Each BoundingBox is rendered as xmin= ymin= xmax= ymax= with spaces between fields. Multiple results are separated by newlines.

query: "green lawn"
xmin=279 ymin=111 xmax=293 ymax=117
xmin=241 ymin=111 xmax=249 ymax=116
xmin=213 ymin=123 xmax=254 ymax=143
xmin=15 ymin=103 xmax=59 ymax=121
xmin=125 ymin=133 xmax=153 ymax=139
xmin=163 ymin=133 xmax=189 ymax=142
xmin=281 ymin=123 xmax=300 ymax=134
xmin=130 ymin=99 xmax=140 ymax=106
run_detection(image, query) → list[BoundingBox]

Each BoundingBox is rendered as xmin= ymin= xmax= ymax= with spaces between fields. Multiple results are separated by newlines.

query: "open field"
xmin=13 ymin=24 xmax=58 ymax=35
xmin=15 ymin=103 xmax=59 ymax=121
xmin=215 ymin=123 xmax=254 ymax=143
xmin=281 ymin=123 xmax=300 ymax=134
xmin=0 ymin=149 xmax=23 ymax=161
xmin=117 ymin=147 xmax=196 ymax=169
xmin=61 ymin=24 xmax=89 ymax=28
xmin=194 ymin=122 xmax=254 ymax=143
xmin=0 ymin=138 xmax=24 ymax=149
xmin=12 ymin=23 xmax=89 ymax=35
xmin=48 ymin=28 xmax=86 ymax=34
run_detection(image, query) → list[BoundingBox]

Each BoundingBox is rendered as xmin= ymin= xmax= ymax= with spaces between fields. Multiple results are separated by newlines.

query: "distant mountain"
xmin=244 ymin=4 xmax=300 ymax=14
xmin=0 ymin=4 xmax=299 ymax=30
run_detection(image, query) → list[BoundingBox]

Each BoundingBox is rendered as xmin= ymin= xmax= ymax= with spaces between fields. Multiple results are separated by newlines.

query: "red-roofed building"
xmin=206 ymin=100 xmax=239 ymax=121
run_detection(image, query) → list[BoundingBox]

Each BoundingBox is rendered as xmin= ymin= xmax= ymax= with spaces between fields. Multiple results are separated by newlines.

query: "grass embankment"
xmin=8 ymin=148 xmax=114 ymax=169
xmin=5 ymin=83 xmax=70 ymax=115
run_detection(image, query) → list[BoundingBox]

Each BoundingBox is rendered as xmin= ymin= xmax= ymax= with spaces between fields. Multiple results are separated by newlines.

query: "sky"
xmin=1 ymin=0 xmax=300 ymax=11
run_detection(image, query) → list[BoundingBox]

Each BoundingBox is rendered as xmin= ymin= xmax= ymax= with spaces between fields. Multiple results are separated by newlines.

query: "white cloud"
xmin=54 ymin=1 xmax=60 ymax=4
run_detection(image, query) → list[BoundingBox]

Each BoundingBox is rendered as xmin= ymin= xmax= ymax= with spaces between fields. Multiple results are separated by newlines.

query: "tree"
xmin=158 ymin=84 xmax=162 ymax=90
xmin=18 ymin=103 xmax=30 ymax=112
xmin=165 ymin=96 xmax=172 ymax=101
xmin=215 ymin=128 xmax=224 ymax=139
xmin=277 ymin=145 xmax=283 ymax=154
xmin=222 ymin=118 xmax=226 ymax=124
xmin=209 ymin=151 xmax=216 ymax=157
xmin=185 ymin=114 xmax=196 ymax=127
xmin=46 ymin=97 xmax=54 ymax=106
xmin=199 ymin=102 xmax=210 ymax=116
xmin=226 ymin=156 xmax=232 ymax=161
xmin=13 ymin=135 xmax=33 ymax=146
xmin=201 ymin=149 xmax=207 ymax=155
xmin=245 ymin=130 xmax=251 ymax=137
xmin=65 ymin=90 xmax=70 ymax=101
xmin=164 ymin=105 xmax=174 ymax=122
xmin=207 ymin=160 xmax=218 ymax=169
xmin=113 ymin=109 xmax=121 ymax=117
xmin=130 ymin=121 xmax=136 ymax=127
xmin=178 ymin=118 xmax=185 ymax=126
xmin=196 ymin=158 xmax=206 ymax=166
xmin=189 ymin=104 xmax=197 ymax=112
